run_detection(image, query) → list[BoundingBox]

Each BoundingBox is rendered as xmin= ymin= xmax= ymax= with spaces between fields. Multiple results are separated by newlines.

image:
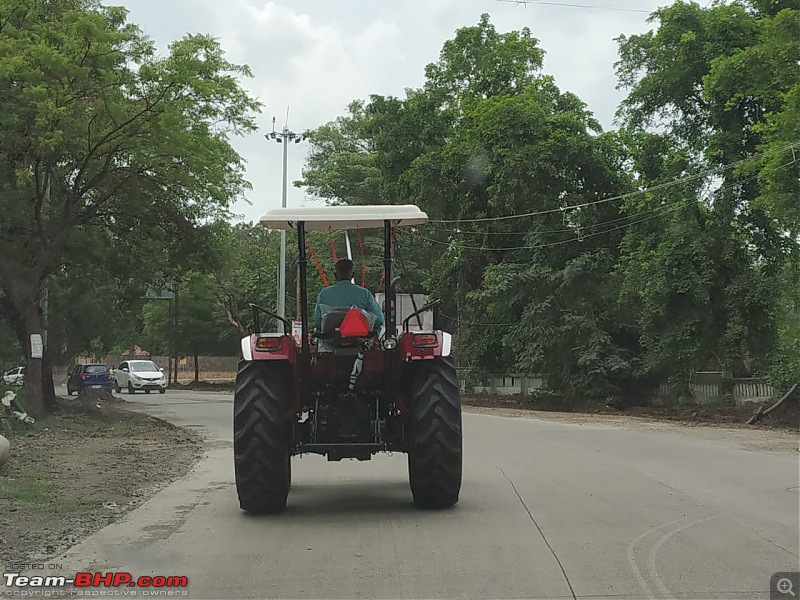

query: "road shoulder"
xmin=463 ymin=404 xmax=800 ymax=454
xmin=0 ymin=391 xmax=203 ymax=573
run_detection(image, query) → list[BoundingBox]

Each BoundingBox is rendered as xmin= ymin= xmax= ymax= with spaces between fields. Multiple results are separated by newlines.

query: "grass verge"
xmin=0 ymin=390 xmax=203 ymax=568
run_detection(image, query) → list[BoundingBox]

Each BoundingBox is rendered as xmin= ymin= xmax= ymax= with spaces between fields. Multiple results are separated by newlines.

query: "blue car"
xmin=67 ymin=363 xmax=115 ymax=395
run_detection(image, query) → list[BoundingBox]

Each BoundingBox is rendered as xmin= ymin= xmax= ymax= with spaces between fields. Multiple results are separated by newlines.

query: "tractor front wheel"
xmin=407 ymin=357 xmax=462 ymax=509
xmin=233 ymin=360 xmax=292 ymax=514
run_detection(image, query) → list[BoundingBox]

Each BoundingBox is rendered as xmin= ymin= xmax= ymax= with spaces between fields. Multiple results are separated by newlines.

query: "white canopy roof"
xmin=259 ymin=204 xmax=428 ymax=231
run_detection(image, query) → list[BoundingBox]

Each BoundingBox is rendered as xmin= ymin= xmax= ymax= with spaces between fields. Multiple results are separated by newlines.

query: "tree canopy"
xmin=0 ymin=0 xmax=261 ymax=416
xmin=299 ymin=7 xmax=799 ymax=400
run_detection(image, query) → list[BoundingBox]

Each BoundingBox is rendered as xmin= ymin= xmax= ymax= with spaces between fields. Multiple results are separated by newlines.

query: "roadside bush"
xmin=766 ymin=323 xmax=800 ymax=395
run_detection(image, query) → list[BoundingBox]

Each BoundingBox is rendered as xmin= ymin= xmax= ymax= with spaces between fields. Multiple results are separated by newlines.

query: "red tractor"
xmin=234 ymin=205 xmax=462 ymax=513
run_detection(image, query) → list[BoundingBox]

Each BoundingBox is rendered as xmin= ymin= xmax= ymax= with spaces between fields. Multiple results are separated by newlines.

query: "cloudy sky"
xmin=122 ymin=0 xmax=668 ymax=223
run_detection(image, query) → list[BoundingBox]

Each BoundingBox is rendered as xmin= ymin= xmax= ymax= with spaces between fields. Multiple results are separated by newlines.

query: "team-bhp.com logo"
xmin=3 ymin=572 xmax=188 ymax=595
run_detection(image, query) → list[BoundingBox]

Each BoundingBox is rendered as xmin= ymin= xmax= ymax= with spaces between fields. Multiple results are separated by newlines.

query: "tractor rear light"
xmin=411 ymin=333 xmax=438 ymax=348
xmin=255 ymin=336 xmax=283 ymax=351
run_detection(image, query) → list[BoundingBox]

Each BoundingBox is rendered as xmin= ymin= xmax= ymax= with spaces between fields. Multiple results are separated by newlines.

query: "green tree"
xmin=0 ymin=0 xmax=261 ymax=416
xmin=301 ymin=16 xmax=637 ymax=398
xmin=140 ymin=272 xmax=232 ymax=381
xmin=615 ymin=0 xmax=798 ymax=384
xmin=0 ymin=318 xmax=21 ymax=371
xmin=301 ymin=101 xmax=382 ymax=206
xmin=299 ymin=8 xmax=797 ymax=400
xmin=424 ymin=13 xmax=544 ymax=103
xmin=203 ymin=221 xmax=282 ymax=336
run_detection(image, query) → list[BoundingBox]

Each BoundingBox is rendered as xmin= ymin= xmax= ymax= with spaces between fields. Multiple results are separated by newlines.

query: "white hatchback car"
xmin=114 ymin=360 xmax=167 ymax=394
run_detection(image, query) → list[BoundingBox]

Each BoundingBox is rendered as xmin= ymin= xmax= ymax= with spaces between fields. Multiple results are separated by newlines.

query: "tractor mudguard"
xmin=240 ymin=333 xmax=298 ymax=364
xmin=240 ymin=333 xmax=301 ymax=416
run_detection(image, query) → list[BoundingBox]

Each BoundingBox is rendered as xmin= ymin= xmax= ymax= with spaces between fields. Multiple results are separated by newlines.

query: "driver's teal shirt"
xmin=313 ymin=280 xmax=385 ymax=329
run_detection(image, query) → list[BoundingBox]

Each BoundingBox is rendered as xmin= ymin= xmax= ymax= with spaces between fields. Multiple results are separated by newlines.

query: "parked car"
xmin=67 ymin=364 xmax=114 ymax=395
xmin=2 ymin=366 xmax=25 ymax=386
xmin=114 ymin=360 xmax=167 ymax=394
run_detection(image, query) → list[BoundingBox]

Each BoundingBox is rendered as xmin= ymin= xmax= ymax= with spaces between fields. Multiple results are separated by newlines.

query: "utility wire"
xmin=439 ymin=311 xmax=518 ymax=327
xmin=495 ymin=0 xmax=650 ymax=13
xmin=404 ymin=157 xmax=788 ymax=252
xmin=405 ymin=157 xmax=783 ymax=252
xmin=402 ymin=199 xmax=696 ymax=252
xmin=423 ymin=151 xmax=797 ymax=327
xmin=429 ymin=141 xmax=800 ymax=224
xmin=428 ymin=197 xmax=690 ymax=237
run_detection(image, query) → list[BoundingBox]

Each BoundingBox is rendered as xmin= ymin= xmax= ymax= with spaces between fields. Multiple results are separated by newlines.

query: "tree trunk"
xmin=20 ymin=302 xmax=45 ymax=419
xmin=193 ymin=350 xmax=199 ymax=383
xmin=4 ymin=273 xmax=46 ymax=419
xmin=42 ymin=350 xmax=57 ymax=412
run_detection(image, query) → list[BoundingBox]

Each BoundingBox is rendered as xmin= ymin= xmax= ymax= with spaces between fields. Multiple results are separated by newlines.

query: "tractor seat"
xmin=320 ymin=308 xmax=352 ymax=335
xmin=316 ymin=305 xmax=377 ymax=352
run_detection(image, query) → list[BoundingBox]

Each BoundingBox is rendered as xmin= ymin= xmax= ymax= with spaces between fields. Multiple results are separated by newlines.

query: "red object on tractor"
xmin=233 ymin=205 xmax=462 ymax=515
xmin=339 ymin=307 xmax=370 ymax=337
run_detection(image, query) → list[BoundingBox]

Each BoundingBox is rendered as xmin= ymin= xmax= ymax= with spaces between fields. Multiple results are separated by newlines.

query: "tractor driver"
xmin=313 ymin=258 xmax=385 ymax=331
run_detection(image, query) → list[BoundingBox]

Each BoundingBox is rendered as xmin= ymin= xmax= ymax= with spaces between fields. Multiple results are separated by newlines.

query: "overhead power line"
xmin=402 ymin=199 xmax=696 ymax=252
xmin=439 ymin=311 xmax=518 ymax=327
xmin=429 ymin=196 xmax=689 ymax=237
xmin=429 ymin=141 xmax=800 ymax=225
xmin=405 ymin=157 xmax=796 ymax=253
xmin=494 ymin=0 xmax=651 ymax=13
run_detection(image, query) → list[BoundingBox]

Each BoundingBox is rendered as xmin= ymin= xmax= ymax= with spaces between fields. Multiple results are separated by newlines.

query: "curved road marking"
xmin=647 ymin=516 xmax=719 ymax=599
xmin=627 ymin=518 xmax=686 ymax=600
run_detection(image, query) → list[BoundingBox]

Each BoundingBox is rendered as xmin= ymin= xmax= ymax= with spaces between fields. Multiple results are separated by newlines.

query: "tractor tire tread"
xmin=233 ymin=360 xmax=291 ymax=514
xmin=407 ymin=357 xmax=462 ymax=509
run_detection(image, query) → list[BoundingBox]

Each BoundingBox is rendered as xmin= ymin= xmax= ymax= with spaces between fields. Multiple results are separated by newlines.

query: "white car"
xmin=2 ymin=366 xmax=25 ymax=386
xmin=114 ymin=360 xmax=167 ymax=394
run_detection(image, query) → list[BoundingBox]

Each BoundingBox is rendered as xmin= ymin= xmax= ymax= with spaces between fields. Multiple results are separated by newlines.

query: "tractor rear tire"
xmin=407 ymin=357 xmax=462 ymax=509
xmin=233 ymin=360 xmax=292 ymax=514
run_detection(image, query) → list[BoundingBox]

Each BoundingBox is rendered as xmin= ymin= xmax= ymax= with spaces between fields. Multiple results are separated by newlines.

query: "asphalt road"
xmin=27 ymin=388 xmax=800 ymax=599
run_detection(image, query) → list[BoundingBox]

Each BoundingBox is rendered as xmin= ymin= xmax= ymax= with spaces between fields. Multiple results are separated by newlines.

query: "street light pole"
xmin=267 ymin=115 xmax=305 ymax=331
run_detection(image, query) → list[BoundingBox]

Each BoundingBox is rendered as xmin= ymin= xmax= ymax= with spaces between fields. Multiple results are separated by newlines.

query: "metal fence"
xmin=463 ymin=373 xmax=547 ymax=397
xmin=460 ymin=371 xmax=776 ymax=406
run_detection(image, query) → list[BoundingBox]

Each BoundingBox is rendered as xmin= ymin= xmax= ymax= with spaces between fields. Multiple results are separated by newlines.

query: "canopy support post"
xmin=298 ymin=222 xmax=309 ymax=380
xmin=384 ymin=220 xmax=395 ymax=338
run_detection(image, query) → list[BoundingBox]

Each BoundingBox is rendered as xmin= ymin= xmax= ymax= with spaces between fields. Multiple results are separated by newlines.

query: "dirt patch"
xmin=462 ymin=394 xmax=800 ymax=431
xmin=0 ymin=390 xmax=203 ymax=570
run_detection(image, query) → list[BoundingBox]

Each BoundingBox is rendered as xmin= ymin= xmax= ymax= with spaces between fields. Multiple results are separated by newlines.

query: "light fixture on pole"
xmin=266 ymin=114 xmax=306 ymax=330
